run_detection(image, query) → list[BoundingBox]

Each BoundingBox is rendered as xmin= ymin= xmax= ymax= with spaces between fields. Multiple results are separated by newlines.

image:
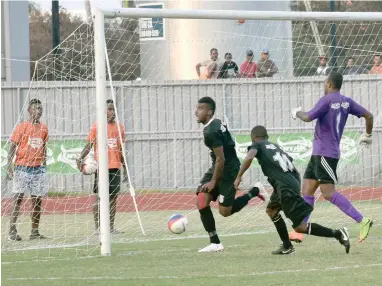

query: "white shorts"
xmin=12 ymin=166 xmax=48 ymax=197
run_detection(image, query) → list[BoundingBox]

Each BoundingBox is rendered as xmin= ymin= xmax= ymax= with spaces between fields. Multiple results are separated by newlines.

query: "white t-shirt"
xmin=200 ymin=59 xmax=223 ymax=79
xmin=316 ymin=66 xmax=330 ymax=76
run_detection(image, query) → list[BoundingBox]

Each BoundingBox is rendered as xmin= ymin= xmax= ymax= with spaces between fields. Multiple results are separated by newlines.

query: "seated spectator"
xmin=195 ymin=48 xmax=223 ymax=79
xmin=342 ymin=57 xmax=368 ymax=75
xmin=239 ymin=50 xmax=257 ymax=78
xmin=369 ymin=55 xmax=382 ymax=74
xmin=257 ymin=49 xmax=278 ymax=78
xmin=315 ymin=56 xmax=330 ymax=76
xmin=218 ymin=53 xmax=239 ymax=78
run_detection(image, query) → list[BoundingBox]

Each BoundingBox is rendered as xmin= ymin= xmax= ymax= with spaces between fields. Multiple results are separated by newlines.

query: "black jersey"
xmin=248 ymin=140 xmax=300 ymax=185
xmin=203 ymin=118 xmax=238 ymax=165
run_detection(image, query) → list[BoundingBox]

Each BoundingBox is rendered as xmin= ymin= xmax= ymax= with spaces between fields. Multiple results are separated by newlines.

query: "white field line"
xmin=6 ymin=263 xmax=382 ymax=281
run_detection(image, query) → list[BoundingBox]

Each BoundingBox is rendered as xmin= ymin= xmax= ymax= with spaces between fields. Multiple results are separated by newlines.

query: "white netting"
xmin=1 ymin=15 xmax=382 ymax=255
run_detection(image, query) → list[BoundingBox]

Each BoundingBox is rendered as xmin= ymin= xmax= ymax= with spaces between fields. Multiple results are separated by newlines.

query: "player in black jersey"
xmin=234 ymin=125 xmax=351 ymax=255
xmin=195 ymin=97 xmax=267 ymax=252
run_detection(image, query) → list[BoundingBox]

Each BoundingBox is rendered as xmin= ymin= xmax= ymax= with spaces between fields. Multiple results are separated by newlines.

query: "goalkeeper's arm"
xmin=360 ymin=111 xmax=374 ymax=145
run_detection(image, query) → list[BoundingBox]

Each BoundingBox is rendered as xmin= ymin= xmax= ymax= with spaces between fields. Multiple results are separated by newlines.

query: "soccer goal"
xmin=1 ymin=8 xmax=381 ymax=257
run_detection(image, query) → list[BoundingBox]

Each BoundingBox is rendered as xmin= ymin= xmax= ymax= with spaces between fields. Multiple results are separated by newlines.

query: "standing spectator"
xmin=196 ymin=48 xmax=223 ymax=79
xmin=316 ymin=56 xmax=330 ymax=76
xmin=342 ymin=57 xmax=368 ymax=75
xmin=257 ymin=48 xmax=278 ymax=78
xmin=6 ymin=99 xmax=49 ymax=241
xmin=239 ymin=50 xmax=257 ymax=78
xmin=218 ymin=53 xmax=239 ymax=78
xmin=369 ymin=55 xmax=382 ymax=74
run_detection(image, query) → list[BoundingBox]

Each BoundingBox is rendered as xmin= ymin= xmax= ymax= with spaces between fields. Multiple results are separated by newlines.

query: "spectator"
xmin=239 ymin=50 xmax=257 ymax=78
xmin=218 ymin=53 xmax=239 ymax=79
xmin=342 ymin=57 xmax=368 ymax=75
xmin=369 ymin=55 xmax=382 ymax=74
xmin=315 ymin=56 xmax=330 ymax=76
xmin=257 ymin=48 xmax=278 ymax=78
xmin=196 ymin=48 xmax=223 ymax=79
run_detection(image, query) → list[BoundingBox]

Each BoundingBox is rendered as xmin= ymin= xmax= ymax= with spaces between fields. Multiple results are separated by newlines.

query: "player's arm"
xmin=5 ymin=142 xmax=17 ymax=179
xmin=348 ymin=99 xmax=374 ymax=145
xmin=292 ymin=96 xmax=329 ymax=122
xmin=43 ymin=144 xmax=47 ymax=166
xmin=76 ymin=142 xmax=93 ymax=171
xmin=201 ymin=146 xmax=225 ymax=192
xmin=120 ymin=145 xmax=129 ymax=183
xmin=234 ymin=149 xmax=258 ymax=190
xmin=363 ymin=111 xmax=374 ymax=135
xmin=195 ymin=62 xmax=202 ymax=78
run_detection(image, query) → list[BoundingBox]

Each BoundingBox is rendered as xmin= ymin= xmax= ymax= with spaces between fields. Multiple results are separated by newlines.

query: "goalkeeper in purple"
xmin=290 ymin=72 xmax=374 ymax=243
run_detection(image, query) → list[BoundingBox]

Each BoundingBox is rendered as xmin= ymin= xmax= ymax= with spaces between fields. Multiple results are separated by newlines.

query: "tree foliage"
xmin=29 ymin=2 xmax=140 ymax=81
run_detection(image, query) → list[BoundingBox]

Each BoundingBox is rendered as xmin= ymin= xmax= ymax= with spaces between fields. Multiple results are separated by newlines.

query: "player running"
xmin=195 ymin=97 xmax=267 ymax=252
xmin=235 ymin=125 xmax=351 ymax=255
xmin=290 ymin=72 xmax=374 ymax=243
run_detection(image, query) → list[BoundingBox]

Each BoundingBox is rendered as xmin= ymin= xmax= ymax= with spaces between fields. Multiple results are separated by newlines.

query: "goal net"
xmin=1 ymin=8 xmax=381 ymax=255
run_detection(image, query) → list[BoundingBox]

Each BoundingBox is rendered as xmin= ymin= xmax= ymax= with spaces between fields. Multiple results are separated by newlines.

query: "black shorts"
xmin=266 ymin=179 xmax=313 ymax=228
xmin=196 ymin=163 xmax=239 ymax=207
xmin=304 ymin=155 xmax=339 ymax=184
xmin=93 ymin=169 xmax=121 ymax=198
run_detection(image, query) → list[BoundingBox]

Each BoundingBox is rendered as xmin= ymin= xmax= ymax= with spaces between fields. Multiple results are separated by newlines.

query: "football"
xmin=167 ymin=214 xmax=188 ymax=234
xmin=82 ymin=156 xmax=98 ymax=175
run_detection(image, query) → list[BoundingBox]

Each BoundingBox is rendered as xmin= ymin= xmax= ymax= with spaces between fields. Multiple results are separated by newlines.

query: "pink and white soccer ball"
xmin=82 ymin=156 xmax=98 ymax=175
xmin=168 ymin=214 xmax=188 ymax=234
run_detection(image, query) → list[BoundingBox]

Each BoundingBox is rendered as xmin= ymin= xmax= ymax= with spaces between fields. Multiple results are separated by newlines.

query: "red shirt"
xmin=240 ymin=61 xmax=257 ymax=78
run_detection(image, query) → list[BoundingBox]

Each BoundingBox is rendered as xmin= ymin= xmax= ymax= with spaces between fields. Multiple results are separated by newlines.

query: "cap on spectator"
xmin=246 ymin=50 xmax=254 ymax=56
xmin=261 ymin=48 xmax=270 ymax=54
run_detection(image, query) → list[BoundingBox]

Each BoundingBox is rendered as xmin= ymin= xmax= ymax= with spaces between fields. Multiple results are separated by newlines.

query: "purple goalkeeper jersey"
xmin=307 ymin=92 xmax=367 ymax=159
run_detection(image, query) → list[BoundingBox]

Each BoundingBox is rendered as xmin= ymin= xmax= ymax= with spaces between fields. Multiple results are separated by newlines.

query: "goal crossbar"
xmin=100 ymin=8 xmax=382 ymax=21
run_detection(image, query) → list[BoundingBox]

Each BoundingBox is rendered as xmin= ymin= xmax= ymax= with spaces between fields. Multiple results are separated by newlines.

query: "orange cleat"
xmin=289 ymin=231 xmax=304 ymax=243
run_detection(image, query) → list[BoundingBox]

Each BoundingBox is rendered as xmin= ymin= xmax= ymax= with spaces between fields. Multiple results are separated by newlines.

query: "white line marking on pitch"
xmin=7 ymin=263 xmax=382 ymax=281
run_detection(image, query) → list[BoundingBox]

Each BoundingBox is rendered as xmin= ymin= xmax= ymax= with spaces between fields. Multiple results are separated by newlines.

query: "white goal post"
xmin=92 ymin=8 xmax=382 ymax=256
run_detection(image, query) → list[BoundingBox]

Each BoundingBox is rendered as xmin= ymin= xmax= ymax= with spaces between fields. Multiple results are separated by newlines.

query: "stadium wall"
xmin=1 ymin=76 xmax=381 ymax=195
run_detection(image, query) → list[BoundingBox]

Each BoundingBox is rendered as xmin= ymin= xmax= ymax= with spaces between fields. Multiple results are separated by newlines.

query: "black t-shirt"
xmin=218 ymin=61 xmax=239 ymax=78
xmin=203 ymin=118 xmax=238 ymax=165
xmin=248 ymin=140 xmax=300 ymax=185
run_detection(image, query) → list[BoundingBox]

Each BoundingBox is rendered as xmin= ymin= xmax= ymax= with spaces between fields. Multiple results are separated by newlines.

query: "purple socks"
xmin=303 ymin=195 xmax=315 ymax=223
xmin=330 ymin=191 xmax=363 ymax=223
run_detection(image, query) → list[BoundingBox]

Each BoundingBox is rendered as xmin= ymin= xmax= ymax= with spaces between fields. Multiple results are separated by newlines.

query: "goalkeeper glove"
xmin=359 ymin=132 xmax=372 ymax=146
xmin=291 ymin=107 xmax=302 ymax=119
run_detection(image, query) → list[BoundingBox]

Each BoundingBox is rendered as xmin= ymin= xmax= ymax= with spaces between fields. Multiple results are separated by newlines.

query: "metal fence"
xmin=1 ymin=75 xmax=382 ymax=195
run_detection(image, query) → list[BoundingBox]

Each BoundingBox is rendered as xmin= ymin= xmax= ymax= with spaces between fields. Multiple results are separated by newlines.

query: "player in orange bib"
xmin=77 ymin=99 xmax=128 ymax=234
xmin=6 ymin=99 xmax=49 ymax=241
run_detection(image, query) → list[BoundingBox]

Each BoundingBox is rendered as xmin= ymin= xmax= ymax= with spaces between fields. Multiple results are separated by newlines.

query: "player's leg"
xmin=317 ymin=156 xmax=372 ymax=242
xmin=109 ymin=169 xmax=122 ymax=233
xmin=289 ymin=157 xmax=319 ymax=243
xmin=281 ymin=183 xmax=350 ymax=254
xmin=196 ymin=168 xmax=223 ymax=252
xmin=29 ymin=167 xmax=48 ymax=239
xmin=92 ymin=172 xmax=100 ymax=232
xmin=9 ymin=167 xmax=28 ymax=240
xmin=301 ymin=156 xmax=321 ymax=222
xmin=294 ymin=221 xmax=350 ymax=254
xmin=218 ymin=165 xmax=267 ymax=217
xmin=9 ymin=194 xmax=24 ymax=241
xmin=266 ymin=189 xmax=294 ymax=255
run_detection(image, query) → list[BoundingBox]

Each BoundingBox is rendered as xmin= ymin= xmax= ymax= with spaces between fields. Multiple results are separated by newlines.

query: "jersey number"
xmin=273 ymin=152 xmax=294 ymax=172
xmin=336 ymin=113 xmax=341 ymax=136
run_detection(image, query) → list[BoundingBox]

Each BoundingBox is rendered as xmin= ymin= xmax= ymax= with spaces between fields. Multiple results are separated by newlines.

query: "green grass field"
xmin=2 ymin=202 xmax=381 ymax=285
